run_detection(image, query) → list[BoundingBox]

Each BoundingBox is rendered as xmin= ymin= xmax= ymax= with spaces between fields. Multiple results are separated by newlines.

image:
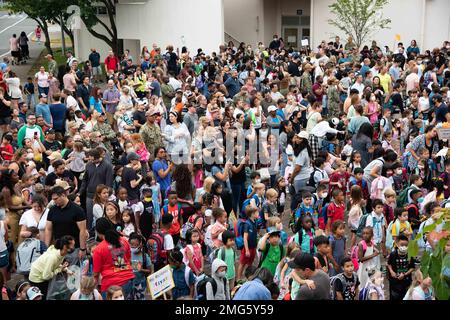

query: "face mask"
xmin=144 ymin=197 xmax=152 ymax=202
xmin=396 ymin=169 xmax=403 ymax=175
xmin=398 ymin=246 xmax=408 ymax=255
xmin=112 ymin=295 xmax=124 ymax=300
xmin=255 ymin=179 xmax=261 ymax=184
xmin=417 ymin=197 xmax=424 ymax=203
xmin=79 ymin=293 xmax=92 ymax=300
xmin=217 ymin=271 xmax=227 ymax=278
xmin=320 ymin=192 xmax=328 ymax=199
xmin=131 ymin=247 xmax=140 ymax=254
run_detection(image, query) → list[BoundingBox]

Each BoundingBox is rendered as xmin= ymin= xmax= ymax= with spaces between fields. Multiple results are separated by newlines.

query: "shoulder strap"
xmin=184 ymin=266 xmax=191 ymax=287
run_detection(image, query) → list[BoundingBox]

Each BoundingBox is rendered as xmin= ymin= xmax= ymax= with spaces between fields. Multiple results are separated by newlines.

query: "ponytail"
xmin=96 ymin=217 xmax=122 ymax=248
xmin=104 ymin=229 xmax=122 ymax=248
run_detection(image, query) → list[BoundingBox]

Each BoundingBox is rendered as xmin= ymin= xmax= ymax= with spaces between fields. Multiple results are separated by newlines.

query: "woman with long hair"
xmin=289 ymin=131 xmax=313 ymax=193
xmin=93 ymin=185 xmax=109 ymax=229
xmin=19 ymin=194 xmax=48 ymax=241
xmin=89 ymin=87 xmax=104 ymax=114
xmin=352 ymin=122 xmax=374 ymax=168
xmin=93 ymin=217 xmax=135 ymax=299
xmin=163 ymin=111 xmax=190 ymax=163
xmin=171 ymin=164 xmax=196 ymax=221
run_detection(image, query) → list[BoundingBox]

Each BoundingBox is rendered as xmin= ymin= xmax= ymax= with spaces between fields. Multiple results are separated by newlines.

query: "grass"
xmin=28 ymin=47 xmax=68 ymax=76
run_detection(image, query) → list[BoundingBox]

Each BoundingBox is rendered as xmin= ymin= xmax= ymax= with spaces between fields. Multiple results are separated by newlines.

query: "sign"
xmin=147 ymin=265 xmax=175 ymax=299
xmin=287 ymin=36 xmax=297 ymax=43
xmin=301 ymin=39 xmax=309 ymax=46
xmin=395 ymin=34 xmax=401 ymax=41
xmin=297 ymin=9 xmax=303 ymax=15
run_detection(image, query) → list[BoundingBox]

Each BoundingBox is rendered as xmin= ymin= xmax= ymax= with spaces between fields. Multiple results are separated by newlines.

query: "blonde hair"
xmin=266 ymin=188 xmax=278 ymax=199
xmin=254 ymin=183 xmax=265 ymax=190
xmin=267 ymin=216 xmax=281 ymax=228
xmin=80 ymin=276 xmax=96 ymax=292
xmin=203 ymin=177 xmax=215 ymax=193
xmin=383 ymin=187 xmax=396 ymax=198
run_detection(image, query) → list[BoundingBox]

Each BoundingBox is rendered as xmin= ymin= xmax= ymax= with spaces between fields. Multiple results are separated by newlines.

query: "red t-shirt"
xmin=329 ymin=171 xmax=350 ymax=194
xmin=0 ymin=144 xmax=13 ymax=161
xmin=93 ymin=237 xmax=135 ymax=292
xmin=327 ymin=201 xmax=345 ymax=225
xmin=167 ymin=204 xmax=182 ymax=236
xmin=104 ymin=56 xmax=119 ymax=72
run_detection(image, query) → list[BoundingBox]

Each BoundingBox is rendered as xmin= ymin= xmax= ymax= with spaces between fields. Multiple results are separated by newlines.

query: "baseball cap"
xmin=45 ymin=128 xmax=55 ymax=134
xmin=48 ymin=151 xmax=62 ymax=161
xmin=26 ymin=286 xmax=43 ymax=300
xmin=39 ymin=93 xmax=47 ymax=98
xmin=288 ymin=252 xmax=315 ymax=270
xmin=55 ymin=179 xmax=71 ymax=191
xmin=268 ymin=105 xmax=277 ymax=113
xmin=297 ymin=131 xmax=309 ymax=139
xmin=267 ymin=227 xmax=281 ymax=237
xmin=146 ymin=108 xmax=161 ymax=117
xmin=126 ymin=152 xmax=140 ymax=162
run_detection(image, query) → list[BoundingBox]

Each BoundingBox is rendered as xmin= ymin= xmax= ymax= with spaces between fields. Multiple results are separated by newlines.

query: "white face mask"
xmin=217 ymin=271 xmax=227 ymax=278
xmin=398 ymin=246 xmax=408 ymax=255
xmin=112 ymin=295 xmax=124 ymax=300
xmin=396 ymin=169 xmax=403 ymax=175
xmin=320 ymin=192 xmax=328 ymax=199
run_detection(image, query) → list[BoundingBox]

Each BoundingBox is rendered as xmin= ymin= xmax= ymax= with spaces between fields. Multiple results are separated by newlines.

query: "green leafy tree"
xmin=407 ymin=209 xmax=450 ymax=300
xmin=328 ymin=0 xmax=391 ymax=49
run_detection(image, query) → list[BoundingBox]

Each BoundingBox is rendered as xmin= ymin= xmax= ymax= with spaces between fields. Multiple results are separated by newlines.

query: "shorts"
xmin=0 ymin=117 xmax=11 ymax=125
xmin=0 ymin=249 xmax=9 ymax=268
xmin=239 ymin=247 xmax=256 ymax=266
xmin=92 ymin=66 xmax=102 ymax=76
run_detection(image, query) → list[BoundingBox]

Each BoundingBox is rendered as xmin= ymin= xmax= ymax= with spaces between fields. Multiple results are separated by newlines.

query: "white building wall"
xmin=224 ymin=0 xmax=264 ymax=45
xmin=117 ymin=0 xmax=224 ymax=55
xmin=312 ymin=0 xmax=449 ymax=51
xmin=73 ymin=17 xmax=113 ymax=62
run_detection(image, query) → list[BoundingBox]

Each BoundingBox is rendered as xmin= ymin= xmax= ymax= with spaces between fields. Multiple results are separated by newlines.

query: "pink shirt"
xmin=211 ymin=221 xmax=227 ymax=249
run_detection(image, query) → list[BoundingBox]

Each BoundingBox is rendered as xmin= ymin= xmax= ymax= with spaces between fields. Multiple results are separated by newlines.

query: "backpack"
xmin=16 ymin=238 xmax=44 ymax=275
xmin=307 ymin=167 xmax=322 ymax=188
xmin=235 ymin=219 xmax=249 ymax=250
xmin=358 ymin=284 xmax=371 ymax=300
xmin=258 ymin=242 xmax=284 ymax=268
xmin=180 ymin=215 xmax=202 ymax=240
xmin=355 ymin=213 xmax=370 ymax=238
xmin=349 ymin=240 xmax=370 ymax=271
xmin=181 ymin=244 xmax=201 ymax=267
xmin=396 ymin=186 xmax=414 ymax=208
xmin=146 ymin=231 xmax=167 ymax=267
xmin=241 ymin=195 xmax=260 ymax=218
xmin=330 ymin=273 xmax=351 ymax=300
xmin=195 ymin=276 xmax=227 ymax=300
xmin=214 ymin=247 xmax=236 ymax=264
xmin=385 ymin=219 xmax=411 ymax=251
xmin=318 ymin=202 xmax=330 ymax=230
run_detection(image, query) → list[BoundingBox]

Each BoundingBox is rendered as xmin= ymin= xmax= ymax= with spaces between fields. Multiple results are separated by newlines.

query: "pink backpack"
xmin=350 ymin=240 xmax=372 ymax=271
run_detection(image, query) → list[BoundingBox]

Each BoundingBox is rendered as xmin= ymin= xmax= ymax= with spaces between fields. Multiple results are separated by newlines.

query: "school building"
xmin=73 ymin=0 xmax=450 ymax=61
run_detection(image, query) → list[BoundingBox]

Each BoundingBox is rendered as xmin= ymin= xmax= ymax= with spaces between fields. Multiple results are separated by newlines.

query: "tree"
xmin=328 ymin=0 xmax=391 ymax=49
xmin=75 ymin=0 xmax=119 ymax=56
xmin=6 ymin=0 xmax=54 ymax=55
xmin=407 ymin=208 xmax=450 ymax=300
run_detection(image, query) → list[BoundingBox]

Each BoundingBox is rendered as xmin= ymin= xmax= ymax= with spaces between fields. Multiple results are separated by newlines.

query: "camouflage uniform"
xmin=300 ymin=71 xmax=313 ymax=95
xmin=93 ymin=123 xmax=116 ymax=153
xmin=140 ymin=122 xmax=163 ymax=162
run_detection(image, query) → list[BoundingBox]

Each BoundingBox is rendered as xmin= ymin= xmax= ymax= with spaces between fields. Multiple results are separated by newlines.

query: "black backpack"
xmin=196 ymin=276 xmax=227 ymax=300
xmin=307 ymin=167 xmax=323 ymax=188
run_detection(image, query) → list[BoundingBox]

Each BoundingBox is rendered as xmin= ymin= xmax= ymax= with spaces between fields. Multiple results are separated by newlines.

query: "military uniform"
xmin=140 ymin=122 xmax=163 ymax=162
xmin=93 ymin=123 xmax=116 ymax=153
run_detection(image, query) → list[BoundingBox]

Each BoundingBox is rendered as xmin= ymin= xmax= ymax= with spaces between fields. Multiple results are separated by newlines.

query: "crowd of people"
xmin=0 ymin=33 xmax=449 ymax=301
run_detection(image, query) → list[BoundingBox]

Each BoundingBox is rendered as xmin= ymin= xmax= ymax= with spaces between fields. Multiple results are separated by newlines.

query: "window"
xmin=281 ymin=16 xmax=300 ymax=26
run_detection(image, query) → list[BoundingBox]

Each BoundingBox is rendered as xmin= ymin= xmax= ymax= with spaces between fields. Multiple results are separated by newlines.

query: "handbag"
xmin=46 ymin=272 xmax=72 ymax=300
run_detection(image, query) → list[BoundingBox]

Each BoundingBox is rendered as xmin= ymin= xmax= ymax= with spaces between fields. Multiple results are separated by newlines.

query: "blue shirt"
xmin=233 ymin=278 xmax=271 ymax=300
xmin=172 ymin=265 xmax=195 ymax=300
xmin=152 ymin=159 xmax=171 ymax=193
xmin=276 ymin=109 xmax=285 ymax=120
xmin=224 ymin=76 xmax=241 ymax=98
xmin=49 ymin=103 xmax=66 ymax=131
xmin=35 ymin=103 xmax=52 ymax=125
xmin=150 ymin=80 xmax=161 ymax=97
xmin=89 ymin=96 xmax=103 ymax=113
xmin=243 ymin=219 xmax=258 ymax=248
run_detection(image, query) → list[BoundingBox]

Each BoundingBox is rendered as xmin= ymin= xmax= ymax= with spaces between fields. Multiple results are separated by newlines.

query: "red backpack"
xmin=146 ymin=231 xmax=167 ymax=268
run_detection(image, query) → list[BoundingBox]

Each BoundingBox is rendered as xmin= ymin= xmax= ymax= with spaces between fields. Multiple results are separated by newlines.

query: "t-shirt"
xmin=327 ymin=202 xmax=345 ymax=225
xmin=435 ymin=103 xmax=449 ymax=123
xmin=46 ymin=201 xmax=85 ymax=247
xmin=293 ymin=148 xmax=312 ymax=181
xmin=152 ymin=160 xmax=171 ymax=193
xmin=295 ymin=270 xmax=330 ymax=300
xmin=217 ymin=247 xmax=236 ymax=280
xmin=166 ymin=204 xmax=182 ymax=236
xmin=45 ymin=170 xmax=75 ymax=189
xmin=387 ymin=250 xmax=414 ymax=284
xmin=92 ymin=237 xmax=135 ymax=292
xmin=133 ymin=110 xmax=146 ymax=125
xmin=121 ymin=166 xmax=140 ymax=201
xmin=130 ymin=252 xmax=151 ymax=281
xmin=379 ymin=73 xmax=391 ymax=93
xmin=172 ymin=265 xmax=195 ymax=300
xmin=49 ymin=103 xmax=66 ymax=131
xmin=243 ymin=219 xmax=258 ymax=249
xmin=334 ymin=273 xmax=359 ymax=300
xmin=260 ymin=244 xmax=283 ymax=276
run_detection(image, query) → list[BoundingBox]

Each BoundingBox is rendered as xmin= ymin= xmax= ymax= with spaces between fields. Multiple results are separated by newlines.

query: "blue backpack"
xmin=235 ymin=218 xmax=249 ymax=250
xmin=240 ymin=195 xmax=260 ymax=218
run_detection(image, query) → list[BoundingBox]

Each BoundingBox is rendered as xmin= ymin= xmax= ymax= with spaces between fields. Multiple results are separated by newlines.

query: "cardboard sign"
xmin=301 ymin=39 xmax=309 ymax=46
xmin=147 ymin=265 xmax=175 ymax=299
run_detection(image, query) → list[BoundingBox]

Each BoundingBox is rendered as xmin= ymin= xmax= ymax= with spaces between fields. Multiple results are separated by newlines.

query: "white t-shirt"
xmin=19 ymin=209 xmax=48 ymax=233
xmin=164 ymin=233 xmax=174 ymax=251
xmin=70 ymin=289 xmax=102 ymax=300
xmin=35 ymin=72 xmax=49 ymax=88
xmin=0 ymin=221 xmax=7 ymax=252
xmin=6 ymin=77 xmax=21 ymax=99
xmin=66 ymin=95 xmax=80 ymax=111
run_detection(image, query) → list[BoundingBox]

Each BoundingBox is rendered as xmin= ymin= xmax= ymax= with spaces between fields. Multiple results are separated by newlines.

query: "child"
xmin=440 ymin=158 xmax=450 ymax=199
xmin=348 ymin=185 xmax=363 ymax=247
xmin=70 ymin=276 xmax=102 ymax=300
xmin=168 ymin=248 xmax=195 ymax=300
xmin=131 ymin=133 xmax=149 ymax=173
xmin=161 ymin=191 xmax=183 ymax=246
xmin=326 ymin=189 xmax=345 ymax=235
xmin=357 ymin=227 xmax=379 ymax=290
xmin=370 ymin=167 xmax=393 ymax=202
xmin=329 ymin=160 xmax=350 ymax=195
xmin=134 ymin=186 xmax=155 ymax=240
xmin=160 ymin=214 xmax=175 ymax=264
xmin=274 ymin=176 xmax=287 ymax=215
xmin=149 ymin=173 xmax=162 ymax=225
xmin=106 ymin=285 xmax=125 ymax=300
xmin=329 ymin=220 xmax=346 ymax=276
xmin=312 ymin=184 xmax=328 ymax=228
xmin=129 ymin=233 xmax=152 ymax=300
xmin=250 ymin=183 xmax=265 ymax=218
xmin=24 ymin=77 xmax=35 ymax=108
xmin=293 ymin=191 xmax=316 ymax=228
xmin=236 ymin=206 xmax=258 ymax=281
xmin=210 ymin=208 xmax=228 ymax=250
xmin=348 ymin=168 xmax=369 ymax=203
xmin=116 ymin=187 xmax=129 ymax=213
xmin=0 ymin=134 xmax=14 ymax=162
xmin=266 ymin=216 xmax=288 ymax=245
xmin=104 ymin=201 xmax=123 ymax=234
xmin=211 ymin=181 xmax=224 ymax=209
xmin=390 ymin=208 xmax=413 ymax=246
xmin=406 ymin=189 xmax=423 ymax=235
xmin=387 ymin=234 xmax=415 ymax=300
xmin=113 ymin=166 xmax=124 ymax=193
xmin=182 ymin=229 xmax=204 ymax=276
xmin=246 ymin=171 xmax=261 ymax=199
xmin=292 ymin=215 xmax=316 ymax=254
xmin=365 ymin=199 xmax=387 ymax=263
xmin=348 ymin=151 xmax=362 ymax=174
xmin=214 ymin=230 xmax=237 ymax=289
xmin=67 ymin=141 xmax=86 ymax=180
xmin=258 ymin=229 xmax=285 ymax=276
xmin=313 ymin=235 xmax=334 ymax=275
xmin=391 ymin=163 xmax=405 ymax=194
xmin=15 ymin=226 xmax=47 ymax=275
xmin=261 ymin=188 xmax=279 ymax=228
xmin=383 ymin=188 xmax=396 ymax=224
xmin=332 ymin=257 xmax=360 ymax=300
xmin=311 ymin=157 xmax=329 ymax=189
xmin=93 ymin=184 xmax=109 ymax=229
xmin=122 ymin=208 xmax=137 ymax=239
xmin=403 ymin=269 xmax=434 ymax=300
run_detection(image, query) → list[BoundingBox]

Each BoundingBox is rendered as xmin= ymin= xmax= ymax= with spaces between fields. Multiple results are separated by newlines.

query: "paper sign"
xmin=301 ymin=39 xmax=309 ymax=46
xmin=395 ymin=34 xmax=401 ymax=41
xmin=288 ymin=36 xmax=296 ymax=43
xmin=147 ymin=265 xmax=175 ymax=299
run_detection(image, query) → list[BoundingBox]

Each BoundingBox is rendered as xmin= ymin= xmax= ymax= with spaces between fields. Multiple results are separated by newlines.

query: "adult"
xmin=348 ymin=104 xmax=370 ymax=135
xmin=104 ymin=51 xmax=119 ymax=73
xmin=290 ymin=131 xmax=313 ymax=193
xmin=44 ymin=159 xmax=78 ymax=193
xmin=19 ymin=195 xmax=48 ymax=241
xmin=79 ymin=148 xmax=113 ymax=230
xmin=233 ymin=268 xmax=272 ymax=300
xmin=63 ymin=66 xmax=77 ymax=94
xmin=35 ymin=94 xmax=52 ymax=129
xmin=121 ymin=152 xmax=143 ymax=205
xmin=405 ymin=66 xmax=420 ymax=94
xmin=46 ymin=54 xmax=58 ymax=78
xmin=0 ymin=88 xmax=12 ymax=133
xmin=363 ymin=150 xmax=398 ymax=191
xmin=9 ymin=34 xmax=19 ymax=65
xmin=152 ymin=146 xmax=173 ymax=199
xmin=49 ymin=93 xmax=66 ymax=134
xmin=18 ymin=31 xmax=30 ymax=59
xmin=92 ymin=112 xmax=116 ymax=153
xmin=224 ymin=70 xmax=241 ymax=98
xmin=352 ymin=122 xmax=374 ymax=168
xmin=433 ymin=94 xmax=450 ymax=124
xmin=163 ymin=111 xmax=190 ymax=163
xmin=5 ymin=71 xmax=21 ymax=108
xmin=28 ymin=235 xmax=75 ymax=299
xmin=89 ymin=87 xmax=104 ymax=114
xmin=93 ymin=218 xmax=135 ymax=299
xmin=170 ymin=164 xmax=196 ymax=221
xmin=34 ymin=66 xmax=50 ymax=97
xmin=88 ymin=48 xmax=102 ymax=84
xmin=76 ymin=76 xmax=92 ymax=116
xmin=0 ymin=169 xmax=29 ymax=247
xmin=183 ymin=102 xmax=198 ymax=136
xmin=103 ymin=80 xmax=120 ymax=124
xmin=288 ymin=252 xmax=331 ymax=300
xmin=406 ymin=125 xmax=439 ymax=173
xmin=140 ymin=108 xmax=163 ymax=162
xmin=45 ymin=186 xmax=87 ymax=257
xmin=17 ymin=113 xmax=44 ymax=149
xmin=406 ymin=40 xmax=420 ymax=58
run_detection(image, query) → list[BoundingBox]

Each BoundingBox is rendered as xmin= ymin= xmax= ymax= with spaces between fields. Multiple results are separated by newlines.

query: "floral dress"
xmin=406 ymin=134 xmax=439 ymax=172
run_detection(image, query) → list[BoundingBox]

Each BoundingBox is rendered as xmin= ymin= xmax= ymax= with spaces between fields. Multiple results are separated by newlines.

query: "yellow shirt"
xmin=391 ymin=220 xmax=412 ymax=237
xmin=379 ymin=73 xmax=391 ymax=93
xmin=28 ymin=245 xmax=64 ymax=283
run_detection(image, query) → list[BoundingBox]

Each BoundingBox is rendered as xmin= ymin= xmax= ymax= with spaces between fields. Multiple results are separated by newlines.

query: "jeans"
xmin=27 ymin=94 xmax=36 ymax=109
xmin=294 ymin=178 xmax=308 ymax=194
xmin=86 ymin=196 xmax=94 ymax=232
xmin=38 ymin=86 xmax=49 ymax=96
xmin=230 ymin=182 xmax=245 ymax=216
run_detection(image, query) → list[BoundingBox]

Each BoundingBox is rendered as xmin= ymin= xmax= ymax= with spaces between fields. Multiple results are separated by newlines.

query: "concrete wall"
xmin=224 ymin=0 xmax=264 ymax=46
xmin=117 ymin=0 xmax=224 ymax=55
xmin=312 ymin=0 xmax=449 ymax=51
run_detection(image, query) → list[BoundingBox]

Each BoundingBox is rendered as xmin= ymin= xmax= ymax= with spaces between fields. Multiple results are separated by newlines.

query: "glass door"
xmin=283 ymin=27 xmax=299 ymax=49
